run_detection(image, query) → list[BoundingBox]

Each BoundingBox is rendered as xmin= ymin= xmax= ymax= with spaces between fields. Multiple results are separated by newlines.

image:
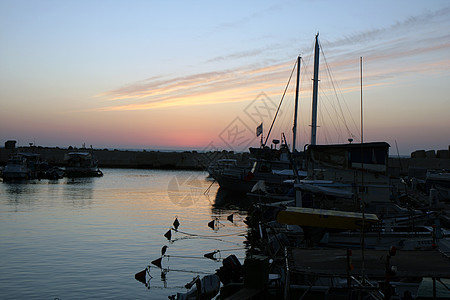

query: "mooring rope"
xmin=175 ymin=229 xmax=247 ymax=238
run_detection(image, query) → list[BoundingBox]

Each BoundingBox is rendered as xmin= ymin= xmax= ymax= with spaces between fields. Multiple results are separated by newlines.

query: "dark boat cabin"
xmin=307 ymin=142 xmax=390 ymax=175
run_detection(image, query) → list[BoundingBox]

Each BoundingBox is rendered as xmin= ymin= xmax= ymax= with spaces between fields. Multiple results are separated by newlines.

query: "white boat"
xmin=1 ymin=154 xmax=32 ymax=181
xmin=207 ymin=158 xmax=237 ymax=178
xmin=212 ymin=145 xmax=303 ymax=194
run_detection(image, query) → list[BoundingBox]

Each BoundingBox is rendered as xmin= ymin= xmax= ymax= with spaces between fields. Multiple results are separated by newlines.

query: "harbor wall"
xmin=0 ymin=146 xmax=250 ymax=170
xmin=1 ymin=143 xmax=449 ymax=175
xmin=388 ymin=147 xmax=450 ymax=178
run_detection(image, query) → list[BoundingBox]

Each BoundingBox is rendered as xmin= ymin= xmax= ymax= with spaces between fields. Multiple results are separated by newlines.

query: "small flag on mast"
xmin=256 ymin=123 xmax=263 ymax=137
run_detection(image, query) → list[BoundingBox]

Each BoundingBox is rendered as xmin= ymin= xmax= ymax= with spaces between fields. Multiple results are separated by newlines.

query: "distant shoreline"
xmin=0 ymin=146 xmax=249 ymax=171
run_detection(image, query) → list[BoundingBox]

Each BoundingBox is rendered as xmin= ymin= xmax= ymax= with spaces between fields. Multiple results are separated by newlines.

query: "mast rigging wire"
xmin=319 ymin=41 xmax=360 ymax=141
xmin=263 ymin=59 xmax=298 ymax=146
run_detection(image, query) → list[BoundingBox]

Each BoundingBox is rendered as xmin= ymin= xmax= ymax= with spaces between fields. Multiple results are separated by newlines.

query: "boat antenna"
xmin=310 ymin=33 xmax=320 ymax=145
xmin=293 ymin=55 xmax=301 ymax=153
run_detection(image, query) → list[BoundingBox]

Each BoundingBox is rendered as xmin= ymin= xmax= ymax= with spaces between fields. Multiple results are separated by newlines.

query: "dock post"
xmin=384 ymin=246 xmax=396 ymax=300
xmin=284 ymin=247 xmax=290 ymax=300
xmin=346 ymin=249 xmax=353 ymax=300
xmin=432 ymin=224 xmax=437 ymax=249
xmin=346 ymin=249 xmax=352 ymax=289
xmin=433 ymin=277 xmax=436 ymax=299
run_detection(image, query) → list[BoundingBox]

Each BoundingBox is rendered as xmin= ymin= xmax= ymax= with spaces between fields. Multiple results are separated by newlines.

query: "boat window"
xmin=349 ymin=148 xmax=386 ymax=165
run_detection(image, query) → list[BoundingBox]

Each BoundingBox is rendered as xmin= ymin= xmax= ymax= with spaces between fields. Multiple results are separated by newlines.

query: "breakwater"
xmin=1 ymin=145 xmax=449 ymax=174
xmin=0 ymin=146 xmax=250 ymax=170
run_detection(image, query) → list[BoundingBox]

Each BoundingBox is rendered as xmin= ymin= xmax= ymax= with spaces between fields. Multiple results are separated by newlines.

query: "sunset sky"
xmin=1 ymin=0 xmax=449 ymax=155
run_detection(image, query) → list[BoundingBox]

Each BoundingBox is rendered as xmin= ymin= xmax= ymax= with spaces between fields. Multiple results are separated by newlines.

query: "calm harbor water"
xmin=0 ymin=169 xmax=248 ymax=299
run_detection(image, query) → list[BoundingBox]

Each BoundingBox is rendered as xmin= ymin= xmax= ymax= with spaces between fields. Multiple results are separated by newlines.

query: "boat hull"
xmin=1 ymin=164 xmax=31 ymax=181
xmin=65 ymin=167 xmax=103 ymax=178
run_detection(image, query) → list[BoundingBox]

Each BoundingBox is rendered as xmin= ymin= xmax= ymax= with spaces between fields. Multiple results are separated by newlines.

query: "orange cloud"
xmin=95 ymin=7 xmax=450 ymax=116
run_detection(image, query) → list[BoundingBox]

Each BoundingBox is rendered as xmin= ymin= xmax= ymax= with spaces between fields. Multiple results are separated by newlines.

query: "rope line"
xmin=319 ymin=40 xmax=359 ymax=142
xmin=175 ymin=229 xmax=247 ymax=238
xmin=264 ymin=59 xmax=298 ymax=146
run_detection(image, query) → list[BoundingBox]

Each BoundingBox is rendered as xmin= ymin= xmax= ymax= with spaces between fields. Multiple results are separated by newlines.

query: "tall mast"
xmin=359 ymin=56 xmax=366 ymax=282
xmin=293 ymin=55 xmax=301 ymax=152
xmin=310 ymin=33 xmax=320 ymax=145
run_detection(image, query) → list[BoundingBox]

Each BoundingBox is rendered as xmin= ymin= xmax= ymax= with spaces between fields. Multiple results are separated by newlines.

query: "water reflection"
xmin=0 ymin=169 xmax=249 ymax=299
xmin=161 ymin=269 xmax=167 ymax=288
xmin=62 ymin=177 xmax=96 ymax=207
xmin=1 ymin=178 xmax=99 ymax=209
xmin=4 ymin=181 xmax=37 ymax=194
xmin=64 ymin=177 xmax=96 ymax=185
xmin=2 ymin=182 xmax=39 ymax=209
xmin=213 ymin=187 xmax=253 ymax=210
xmin=167 ymin=172 xmax=211 ymax=207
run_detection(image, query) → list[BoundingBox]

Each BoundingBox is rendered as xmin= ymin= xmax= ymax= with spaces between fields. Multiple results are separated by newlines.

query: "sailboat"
xmin=220 ymin=34 xmax=450 ymax=300
xmin=255 ymin=36 xmax=447 ymax=260
xmin=285 ymin=34 xmax=393 ymax=212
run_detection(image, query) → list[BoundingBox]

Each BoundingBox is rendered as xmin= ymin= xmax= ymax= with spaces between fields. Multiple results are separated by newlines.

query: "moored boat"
xmin=207 ymin=158 xmax=238 ymax=178
xmin=1 ymin=154 xmax=32 ymax=181
xmin=64 ymin=152 xmax=103 ymax=177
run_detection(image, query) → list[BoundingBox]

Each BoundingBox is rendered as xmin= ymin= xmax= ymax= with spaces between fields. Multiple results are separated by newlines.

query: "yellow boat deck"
xmin=277 ymin=207 xmax=379 ymax=230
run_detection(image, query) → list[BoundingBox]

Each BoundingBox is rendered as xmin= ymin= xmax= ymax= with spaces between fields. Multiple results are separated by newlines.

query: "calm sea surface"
xmin=0 ymin=169 xmax=248 ymax=299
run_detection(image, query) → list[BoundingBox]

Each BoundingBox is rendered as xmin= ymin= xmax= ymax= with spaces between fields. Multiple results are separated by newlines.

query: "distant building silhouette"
xmin=5 ymin=140 xmax=16 ymax=149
